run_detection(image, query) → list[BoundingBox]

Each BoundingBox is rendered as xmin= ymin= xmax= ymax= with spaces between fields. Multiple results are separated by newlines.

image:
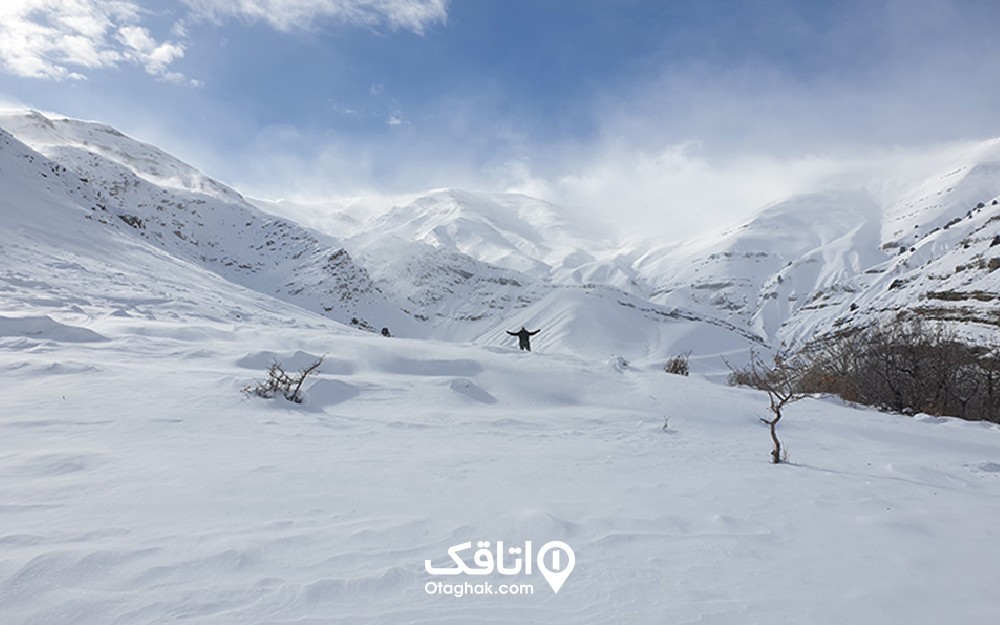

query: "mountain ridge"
xmin=2 ymin=108 xmax=998 ymax=370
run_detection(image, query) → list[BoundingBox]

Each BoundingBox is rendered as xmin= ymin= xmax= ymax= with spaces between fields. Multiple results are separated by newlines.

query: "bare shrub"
xmin=728 ymin=349 xmax=808 ymax=463
xmin=664 ymin=351 xmax=692 ymax=376
xmin=801 ymin=322 xmax=999 ymax=422
xmin=243 ymin=356 xmax=324 ymax=404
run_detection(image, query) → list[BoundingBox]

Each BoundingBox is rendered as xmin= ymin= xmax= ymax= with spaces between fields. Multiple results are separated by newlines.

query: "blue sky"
xmin=3 ymin=0 xmax=1000 ymax=235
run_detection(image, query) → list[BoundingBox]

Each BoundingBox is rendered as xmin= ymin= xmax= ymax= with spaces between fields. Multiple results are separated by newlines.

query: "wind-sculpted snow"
xmin=2 ymin=298 xmax=1000 ymax=624
xmin=0 ymin=315 xmax=109 ymax=344
xmin=0 ymin=110 xmax=245 ymax=204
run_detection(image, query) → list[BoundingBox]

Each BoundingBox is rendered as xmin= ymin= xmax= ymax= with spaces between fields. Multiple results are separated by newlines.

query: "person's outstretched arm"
xmin=528 ymin=329 xmax=540 ymax=336
xmin=506 ymin=331 xmax=518 ymax=336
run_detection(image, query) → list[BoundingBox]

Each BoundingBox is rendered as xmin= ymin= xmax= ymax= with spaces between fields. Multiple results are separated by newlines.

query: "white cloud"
xmin=180 ymin=0 xmax=448 ymax=33
xmin=495 ymin=144 xmax=834 ymax=242
xmin=116 ymin=25 xmax=187 ymax=80
xmin=0 ymin=0 xmax=445 ymax=83
xmin=492 ymin=136 xmax=997 ymax=245
xmin=0 ymin=0 xmax=190 ymax=82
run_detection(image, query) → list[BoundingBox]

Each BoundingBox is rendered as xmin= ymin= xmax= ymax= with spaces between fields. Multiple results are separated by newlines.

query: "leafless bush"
xmin=727 ymin=348 xmax=808 ymax=463
xmin=664 ymin=351 xmax=692 ymax=376
xmin=801 ymin=322 xmax=999 ymax=422
xmin=243 ymin=356 xmax=324 ymax=404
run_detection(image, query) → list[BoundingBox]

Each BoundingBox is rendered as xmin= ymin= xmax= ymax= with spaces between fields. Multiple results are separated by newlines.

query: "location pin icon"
xmin=536 ymin=541 xmax=575 ymax=593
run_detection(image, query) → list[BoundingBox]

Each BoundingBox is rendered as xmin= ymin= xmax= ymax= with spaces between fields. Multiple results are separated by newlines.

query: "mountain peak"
xmin=368 ymin=187 xmax=610 ymax=277
xmin=0 ymin=109 xmax=244 ymax=204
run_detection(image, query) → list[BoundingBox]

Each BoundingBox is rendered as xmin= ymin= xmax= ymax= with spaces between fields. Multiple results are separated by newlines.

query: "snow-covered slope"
xmin=628 ymin=141 xmax=1000 ymax=349
xmin=634 ymin=190 xmax=886 ymax=346
xmin=1 ymin=110 xmax=244 ymax=204
xmin=2 ymin=246 xmax=1000 ymax=624
xmin=841 ymin=145 xmax=1000 ymax=345
xmin=832 ymin=198 xmax=1000 ymax=345
xmin=882 ymin=139 xmax=1000 ymax=245
xmin=367 ymin=189 xmax=614 ymax=279
xmin=767 ymin=148 xmax=1000 ymax=348
xmin=0 ymin=111 xmax=414 ymax=335
xmin=340 ymin=188 xmax=739 ymax=364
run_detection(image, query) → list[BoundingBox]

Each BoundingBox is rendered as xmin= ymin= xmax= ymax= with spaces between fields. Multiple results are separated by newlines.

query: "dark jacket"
xmin=507 ymin=327 xmax=540 ymax=351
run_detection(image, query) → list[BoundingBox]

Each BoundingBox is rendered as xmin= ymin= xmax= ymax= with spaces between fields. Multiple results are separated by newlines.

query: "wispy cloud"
xmin=386 ymin=110 xmax=404 ymax=126
xmin=0 ymin=0 xmax=447 ymax=84
xmin=0 ymin=0 xmax=190 ymax=82
xmin=116 ymin=24 xmax=191 ymax=84
xmin=179 ymin=0 xmax=448 ymax=34
xmin=497 ymin=145 xmax=843 ymax=242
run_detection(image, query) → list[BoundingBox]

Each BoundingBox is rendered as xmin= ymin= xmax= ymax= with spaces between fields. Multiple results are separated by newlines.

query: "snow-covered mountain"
xmin=346 ymin=142 xmax=1000 ymax=356
xmin=633 ymin=190 xmax=887 ymax=346
xmin=630 ymin=160 xmax=1000 ymax=350
xmin=365 ymin=188 xmax=613 ymax=279
xmin=0 ymin=110 xmax=416 ymax=335
xmin=3 ymin=108 xmax=999 ymax=366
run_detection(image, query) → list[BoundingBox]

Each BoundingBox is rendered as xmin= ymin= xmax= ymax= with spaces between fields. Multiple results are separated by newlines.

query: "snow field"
xmin=1 ymin=315 xmax=999 ymax=624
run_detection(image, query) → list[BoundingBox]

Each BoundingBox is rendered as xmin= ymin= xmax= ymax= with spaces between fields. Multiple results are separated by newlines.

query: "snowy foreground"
xmin=2 ymin=307 xmax=1000 ymax=624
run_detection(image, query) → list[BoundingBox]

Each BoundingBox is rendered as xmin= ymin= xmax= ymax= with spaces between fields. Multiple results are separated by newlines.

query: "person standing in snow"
xmin=507 ymin=326 xmax=540 ymax=351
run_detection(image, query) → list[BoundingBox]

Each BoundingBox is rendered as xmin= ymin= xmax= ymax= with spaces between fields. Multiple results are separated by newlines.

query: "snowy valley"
xmin=1 ymin=110 xmax=1000 ymax=624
